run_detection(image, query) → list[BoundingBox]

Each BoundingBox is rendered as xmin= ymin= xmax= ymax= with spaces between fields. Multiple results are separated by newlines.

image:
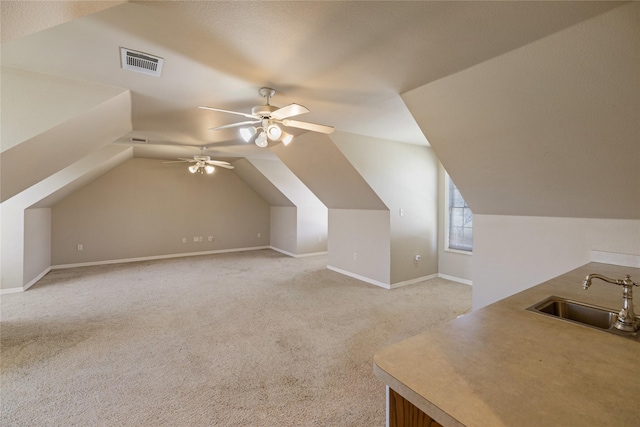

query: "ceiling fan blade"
xmin=198 ymin=106 xmax=258 ymax=119
xmin=281 ymin=119 xmax=335 ymax=134
xmin=163 ymin=159 xmax=191 ymax=163
xmin=206 ymin=160 xmax=232 ymax=166
xmin=209 ymin=120 xmax=260 ymax=131
xmin=271 ymin=103 xmax=309 ymax=120
xmin=214 ymin=164 xmax=235 ymax=170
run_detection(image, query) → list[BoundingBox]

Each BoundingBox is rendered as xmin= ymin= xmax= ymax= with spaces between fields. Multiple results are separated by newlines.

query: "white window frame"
xmin=444 ymin=173 xmax=473 ymax=255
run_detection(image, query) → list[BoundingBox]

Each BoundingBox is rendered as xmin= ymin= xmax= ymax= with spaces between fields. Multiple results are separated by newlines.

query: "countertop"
xmin=373 ymin=262 xmax=640 ymax=427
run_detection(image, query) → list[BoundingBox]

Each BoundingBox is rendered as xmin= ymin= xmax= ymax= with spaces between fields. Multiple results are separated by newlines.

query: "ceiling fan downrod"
xmin=259 ymin=87 xmax=276 ymax=105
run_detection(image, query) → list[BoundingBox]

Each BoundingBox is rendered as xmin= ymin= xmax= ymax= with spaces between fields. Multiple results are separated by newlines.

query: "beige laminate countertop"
xmin=374 ymin=262 xmax=640 ymax=427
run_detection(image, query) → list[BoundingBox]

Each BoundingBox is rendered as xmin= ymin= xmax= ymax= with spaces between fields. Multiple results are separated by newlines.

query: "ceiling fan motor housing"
xmin=252 ymin=104 xmax=278 ymax=117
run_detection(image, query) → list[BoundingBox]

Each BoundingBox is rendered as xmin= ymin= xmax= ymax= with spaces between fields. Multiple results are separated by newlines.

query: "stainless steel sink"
xmin=527 ymin=296 xmax=639 ymax=341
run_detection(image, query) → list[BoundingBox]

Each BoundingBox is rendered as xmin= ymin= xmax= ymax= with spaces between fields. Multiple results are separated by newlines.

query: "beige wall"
xmin=296 ymin=205 xmax=327 ymax=255
xmin=331 ymin=132 xmax=439 ymax=284
xmin=1 ymin=145 xmax=132 ymax=291
xmin=403 ymin=3 xmax=639 ymax=306
xmin=23 ymin=208 xmax=51 ymax=285
xmin=473 ymin=216 xmax=640 ymax=309
xmin=51 ymin=158 xmax=270 ymax=265
xmin=328 ymin=209 xmax=391 ymax=285
xmin=270 ymin=206 xmax=297 ymax=255
xmin=247 ymin=158 xmax=327 ymax=256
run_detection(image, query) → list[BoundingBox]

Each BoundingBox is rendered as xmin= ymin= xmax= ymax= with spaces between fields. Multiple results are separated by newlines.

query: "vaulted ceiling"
xmin=2 ymin=1 xmax=621 ymax=155
xmin=2 ymin=1 xmax=635 ymax=218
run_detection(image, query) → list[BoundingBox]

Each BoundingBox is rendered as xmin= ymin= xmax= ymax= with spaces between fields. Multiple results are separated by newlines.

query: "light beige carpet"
xmin=1 ymin=250 xmax=471 ymax=426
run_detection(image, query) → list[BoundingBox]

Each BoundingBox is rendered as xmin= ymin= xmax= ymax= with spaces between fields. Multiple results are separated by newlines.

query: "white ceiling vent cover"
xmin=120 ymin=47 xmax=163 ymax=77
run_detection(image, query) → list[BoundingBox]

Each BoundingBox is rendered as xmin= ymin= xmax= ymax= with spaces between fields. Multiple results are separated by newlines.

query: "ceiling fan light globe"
xmin=281 ymin=132 xmax=293 ymax=146
xmin=266 ymin=124 xmax=282 ymax=140
xmin=280 ymin=131 xmax=293 ymax=146
xmin=205 ymin=165 xmax=215 ymax=174
xmin=239 ymin=126 xmax=257 ymax=142
xmin=188 ymin=165 xmax=199 ymax=173
xmin=255 ymin=131 xmax=268 ymax=148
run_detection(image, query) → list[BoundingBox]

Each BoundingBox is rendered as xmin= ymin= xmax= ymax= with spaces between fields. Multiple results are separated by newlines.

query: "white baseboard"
xmin=389 ymin=273 xmax=439 ymax=289
xmin=0 ymin=286 xmax=24 ymax=295
xmin=23 ymin=267 xmax=52 ymax=291
xmin=51 ymin=246 xmax=271 ymax=270
xmin=591 ymin=250 xmax=640 ymax=268
xmin=269 ymin=246 xmax=328 ymax=258
xmin=327 ymin=265 xmax=391 ymax=289
xmin=438 ymin=273 xmax=473 ymax=286
xmin=326 ymin=267 xmax=441 ymax=290
xmin=0 ymin=266 xmax=51 ymax=294
xmin=294 ymin=251 xmax=328 ymax=258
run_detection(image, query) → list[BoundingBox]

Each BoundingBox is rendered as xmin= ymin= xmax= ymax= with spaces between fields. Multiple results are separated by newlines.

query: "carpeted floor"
xmin=1 ymin=250 xmax=471 ymax=426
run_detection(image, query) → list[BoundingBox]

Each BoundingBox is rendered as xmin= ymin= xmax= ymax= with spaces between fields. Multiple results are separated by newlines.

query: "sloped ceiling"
xmin=0 ymin=1 xmax=125 ymax=43
xmin=271 ymin=132 xmax=387 ymax=210
xmin=1 ymin=89 xmax=132 ymax=203
xmin=1 ymin=1 xmax=632 ymax=218
xmin=403 ymin=2 xmax=639 ymax=219
xmin=1 ymin=1 xmax=622 ymax=160
xmin=232 ymin=159 xmax=294 ymax=207
xmin=247 ymin=158 xmax=325 ymax=209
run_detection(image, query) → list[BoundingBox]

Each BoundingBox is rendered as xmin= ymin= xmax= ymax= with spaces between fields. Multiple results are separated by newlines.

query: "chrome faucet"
xmin=582 ymin=274 xmax=639 ymax=332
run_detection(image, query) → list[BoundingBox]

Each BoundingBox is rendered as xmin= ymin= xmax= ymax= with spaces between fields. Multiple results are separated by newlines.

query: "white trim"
xmin=24 ymin=266 xmax=51 ymax=291
xmin=438 ymin=273 xmax=473 ymax=286
xmin=269 ymin=246 xmax=328 ymax=258
xmin=444 ymin=172 xmax=473 ymax=253
xmin=1 ymin=287 xmax=24 ymax=295
xmin=51 ymin=246 xmax=270 ymax=270
xmin=326 ymin=266 xmax=441 ymax=290
xmin=0 ymin=267 xmax=52 ymax=294
xmin=293 ymin=251 xmax=328 ymax=258
xmin=390 ymin=273 xmax=438 ymax=289
xmin=327 ymin=265 xmax=391 ymax=289
xmin=444 ymin=247 xmax=473 ymax=256
xmin=591 ymin=250 xmax=640 ymax=268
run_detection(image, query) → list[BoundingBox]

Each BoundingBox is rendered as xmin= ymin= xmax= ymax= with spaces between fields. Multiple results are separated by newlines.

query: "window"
xmin=447 ymin=176 xmax=473 ymax=252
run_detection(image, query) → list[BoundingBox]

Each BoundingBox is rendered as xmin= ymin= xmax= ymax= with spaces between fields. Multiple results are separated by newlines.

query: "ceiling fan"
xmin=199 ymin=87 xmax=334 ymax=148
xmin=164 ymin=147 xmax=234 ymax=174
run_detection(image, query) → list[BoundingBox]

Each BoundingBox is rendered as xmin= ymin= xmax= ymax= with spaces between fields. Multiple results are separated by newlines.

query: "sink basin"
xmin=527 ymin=296 xmax=639 ymax=341
xmin=529 ymin=296 xmax=617 ymax=329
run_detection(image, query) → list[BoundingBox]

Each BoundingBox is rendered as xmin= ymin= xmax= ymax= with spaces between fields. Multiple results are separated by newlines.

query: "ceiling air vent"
xmin=120 ymin=47 xmax=163 ymax=77
xmin=129 ymin=137 xmax=148 ymax=144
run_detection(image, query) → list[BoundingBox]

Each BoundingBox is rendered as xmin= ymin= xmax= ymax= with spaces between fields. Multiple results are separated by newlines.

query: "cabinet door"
xmin=389 ymin=388 xmax=444 ymax=427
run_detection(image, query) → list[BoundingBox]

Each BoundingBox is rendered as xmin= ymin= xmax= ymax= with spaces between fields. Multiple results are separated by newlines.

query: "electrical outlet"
xmin=399 ymin=208 xmax=404 ymax=217
xmin=257 ymin=233 xmax=261 ymax=238
xmin=76 ymin=244 xmax=83 ymax=251
xmin=414 ymin=254 xmax=421 ymax=263
xmin=193 ymin=237 xmax=199 ymax=242
xmin=353 ymin=252 xmax=357 ymax=260
xmin=208 ymin=236 xmax=214 ymax=242
xmin=182 ymin=237 xmax=187 ymax=243
xmin=318 ymin=236 xmax=322 ymax=243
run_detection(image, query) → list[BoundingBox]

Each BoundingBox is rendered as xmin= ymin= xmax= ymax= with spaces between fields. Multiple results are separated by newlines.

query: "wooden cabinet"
xmin=389 ymin=388 xmax=444 ymax=427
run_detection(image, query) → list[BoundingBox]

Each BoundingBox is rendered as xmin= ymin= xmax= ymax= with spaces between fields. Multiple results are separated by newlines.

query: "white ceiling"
xmin=1 ymin=1 xmax=622 ymax=161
